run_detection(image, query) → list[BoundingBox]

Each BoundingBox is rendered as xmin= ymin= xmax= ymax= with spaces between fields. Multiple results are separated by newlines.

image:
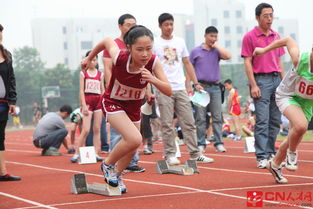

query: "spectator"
xmin=32 ymin=102 xmax=41 ymax=124
xmin=154 ymin=13 xmax=213 ymax=165
xmin=12 ymin=105 xmax=22 ymax=129
xmin=189 ymin=26 xmax=231 ymax=152
xmin=33 ymin=105 xmax=72 ymax=155
xmin=241 ymin=3 xmax=285 ymax=168
xmin=41 ymin=103 xmax=48 ymax=117
xmin=0 ymin=24 xmax=21 ymax=181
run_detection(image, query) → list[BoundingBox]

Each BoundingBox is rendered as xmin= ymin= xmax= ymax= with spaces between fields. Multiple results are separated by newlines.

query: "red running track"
xmin=1 ymin=129 xmax=313 ymax=209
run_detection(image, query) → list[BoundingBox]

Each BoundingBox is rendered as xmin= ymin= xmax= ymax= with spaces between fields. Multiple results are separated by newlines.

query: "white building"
xmin=193 ymin=0 xmax=298 ymax=64
xmin=31 ymin=18 xmax=119 ymax=69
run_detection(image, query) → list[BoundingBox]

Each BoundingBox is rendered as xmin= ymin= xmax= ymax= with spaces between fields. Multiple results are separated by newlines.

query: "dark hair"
xmin=118 ymin=14 xmax=136 ymax=25
xmin=85 ymin=50 xmax=98 ymax=58
xmin=224 ymin=79 xmax=232 ymax=84
xmin=60 ymin=105 xmax=73 ymax=114
xmin=85 ymin=50 xmax=98 ymax=69
xmin=205 ymin=26 xmax=218 ymax=34
xmin=255 ymin=3 xmax=273 ymax=16
xmin=158 ymin=13 xmax=174 ymax=25
xmin=0 ymin=25 xmax=11 ymax=63
xmin=123 ymin=25 xmax=154 ymax=46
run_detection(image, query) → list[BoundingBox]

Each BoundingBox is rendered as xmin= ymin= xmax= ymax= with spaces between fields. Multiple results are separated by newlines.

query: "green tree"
xmin=13 ymin=46 xmax=45 ymax=124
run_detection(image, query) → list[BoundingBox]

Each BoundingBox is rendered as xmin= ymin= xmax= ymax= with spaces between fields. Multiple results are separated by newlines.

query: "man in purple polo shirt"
xmin=189 ymin=26 xmax=231 ymax=153
xmin=241 ymin=3 xmax=285 ymax=169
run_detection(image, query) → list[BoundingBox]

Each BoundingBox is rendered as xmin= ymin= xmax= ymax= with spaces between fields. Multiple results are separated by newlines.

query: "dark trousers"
xmin=34 ymin=128 xmax=68 ymax=150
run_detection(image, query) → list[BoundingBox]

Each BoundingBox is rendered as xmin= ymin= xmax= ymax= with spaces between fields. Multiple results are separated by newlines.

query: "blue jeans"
xmin=110 ymin=126 xmax=139 ymax=167
xmin=194 ymin=85 xmax=223 ymax=147
xmin=254 ymin=74 xmax=281 ymax=160
xmin=37 ymin=128 xmax=68 ymax=150
xmin=86 ymin=116 xmax=109 ymax=151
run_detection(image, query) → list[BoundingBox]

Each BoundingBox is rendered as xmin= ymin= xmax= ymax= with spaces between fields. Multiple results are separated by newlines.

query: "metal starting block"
xmin=156 ymin=160 xmax=199 ymax=175
xmin=70 ymin=173 xmax=121 ymax=196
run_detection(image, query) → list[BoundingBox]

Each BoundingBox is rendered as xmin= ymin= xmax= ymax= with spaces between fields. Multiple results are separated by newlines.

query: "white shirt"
xmin=153 ymin=36 xmax=189 ymax=91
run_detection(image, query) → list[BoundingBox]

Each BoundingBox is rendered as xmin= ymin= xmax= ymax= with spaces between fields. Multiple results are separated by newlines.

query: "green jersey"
xmin=276 ymin=52 xmax=313 ymax=120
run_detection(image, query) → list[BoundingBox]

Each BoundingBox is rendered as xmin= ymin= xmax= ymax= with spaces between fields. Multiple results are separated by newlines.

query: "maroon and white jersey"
xmin=102 ymin=50 xmax=157 ymax=121
xmin=81 ymin=70 xmax=103 ymax=95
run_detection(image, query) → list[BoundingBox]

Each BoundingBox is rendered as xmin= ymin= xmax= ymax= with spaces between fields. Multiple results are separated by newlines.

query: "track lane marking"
xmin=0 ymin=192 xmax=58 ymax=209
xmin=6 ymin=161 xmax=313 ymax=209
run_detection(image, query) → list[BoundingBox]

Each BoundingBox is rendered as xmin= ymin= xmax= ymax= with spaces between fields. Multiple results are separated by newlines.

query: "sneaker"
xmin=96 ymin=156 xmax=104 ymax=162
xmin=117 ymin=173 xmax=127 ymax=194
xmin=42 ymin=149 xmax=62 ymax=156
xmin=166 ymin=156 xmax=181 ymax=166
xmin=101 ymin=150 xmax=109 ymax=154
xmin=0 ymin=174 xmax=21 ymax=181
xmin=70 ymin=154 xmax=79 ymax=163
xmin=191 ymin=155 xmax=214 ymax=163
xmin=143 ymin=148 xmax=152 ymax=155
xmin=124 ymin=165 xmax=145 ymax=173
xmin=268 ymin=153 xmax=275 ymax=161
xmin=286 ymin=150 xmax=298 ymax=171
xmin=101 ymin=163 xmax=118 ymax=187
xmin=215 ymin=144 xmax=227 ymax=153
xmin=205 ymin=139 xmax=211 ymax=145
xmin=266 ymin=160 xmax=288 ymax=184
xmin=234 ymin=135 xmax=242 ymax=141
xmin=198 ymin=146 xmax=205 ymax=154
xmin=257 ymin=159 xmax=268 ymax=169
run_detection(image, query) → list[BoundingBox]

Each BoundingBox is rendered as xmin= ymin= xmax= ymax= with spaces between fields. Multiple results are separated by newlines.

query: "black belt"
xmin=254 ymin=72 xmax=279 ymax=76
xmin=198 ymin=80 xmax=220 ymax=86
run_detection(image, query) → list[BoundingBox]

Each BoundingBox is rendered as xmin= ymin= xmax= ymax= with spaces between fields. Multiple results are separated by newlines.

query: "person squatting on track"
xmin=254 ymin=37 xmax=313 ymax=184
xmin=71 ymin=51 xmax=105 ymax=163
xmin=33 ymin=105 xmax=72 ymax=156
xmin=81 ymin=25 xmax=172 ymax=193
xmin=0 ymin=24 xmax=21 ymax=181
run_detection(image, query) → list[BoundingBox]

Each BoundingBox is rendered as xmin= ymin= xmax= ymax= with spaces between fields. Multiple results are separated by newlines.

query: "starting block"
xmin=70 ymin=173 xmax=121 ymax=196
xmin=156 ymin=160 xmax=199 ymax=175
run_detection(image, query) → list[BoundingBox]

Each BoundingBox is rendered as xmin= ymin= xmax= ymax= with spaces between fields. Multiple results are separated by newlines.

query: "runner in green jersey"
xmin=254 ymin=37 xmax=313 ymax=184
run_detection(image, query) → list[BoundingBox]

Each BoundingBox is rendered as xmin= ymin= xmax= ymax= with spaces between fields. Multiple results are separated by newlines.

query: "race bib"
xmin=111 ymin=79 xmax=145 ymax=100
xmin=295 ymin=77 xmax=313 ymax=99
xmin=85 ymin=79 xmax=101 ymax=94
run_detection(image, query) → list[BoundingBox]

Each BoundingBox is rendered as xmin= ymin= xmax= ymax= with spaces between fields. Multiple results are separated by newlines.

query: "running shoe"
xmin=286 ymin=150 xmax=298 ymax=171
xmin=266 ymin=159 xmax=288 ymax=184
xmin=117 ymin=173 xmax=127 ymax=194
xmin=101 ymin=163 xmax=118 ymax=187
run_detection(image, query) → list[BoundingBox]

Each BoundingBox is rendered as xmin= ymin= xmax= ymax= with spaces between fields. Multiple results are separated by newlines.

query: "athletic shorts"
xmin=85 ymin=94 xmax=102 ymax=112
xmin=231 ymin=104 xmax=241 ymax=116
xmin=276 ymin=94 xmax=312 ymax=121
xmin=102 ymin=99 xmax=141 ymax=123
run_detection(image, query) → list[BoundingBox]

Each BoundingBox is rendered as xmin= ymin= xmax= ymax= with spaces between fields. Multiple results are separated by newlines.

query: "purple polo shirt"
xmin=189 ymin=45 xmax=221 ymax=82
xmin=241 ymin=26 xmax=285 ymax=74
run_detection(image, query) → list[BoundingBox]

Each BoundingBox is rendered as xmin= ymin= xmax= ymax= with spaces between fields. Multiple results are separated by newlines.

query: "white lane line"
xmin=140 ymin=160 xmax=313 ymax=180
xmin=7 ymin=161 xmax=313 ymax=209
xmin=0 ymin=192 xmax=58 ymax=209
xmin=15 ymin=191 xmax=200 ymax=209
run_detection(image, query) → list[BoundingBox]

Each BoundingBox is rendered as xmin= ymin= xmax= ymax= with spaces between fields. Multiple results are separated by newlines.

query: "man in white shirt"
xmin=154 ymin=13 xmax=213 ymax=165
